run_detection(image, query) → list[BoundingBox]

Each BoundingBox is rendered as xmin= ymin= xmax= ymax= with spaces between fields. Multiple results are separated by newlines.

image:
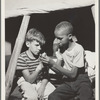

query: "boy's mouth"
xmin=59 ymin=43 xmax=62 ymax=47
xmin=36 ymin=51 xmax=40 ymax=54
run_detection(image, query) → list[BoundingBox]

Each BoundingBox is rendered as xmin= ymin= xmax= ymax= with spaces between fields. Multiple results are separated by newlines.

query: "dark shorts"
xmin=48 ymin=74 xmax=93 ymax=100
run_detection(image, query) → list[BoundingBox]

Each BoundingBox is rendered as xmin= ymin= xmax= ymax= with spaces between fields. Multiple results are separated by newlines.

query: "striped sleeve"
xmin=17 ymin=54 xmax=27 ymax=70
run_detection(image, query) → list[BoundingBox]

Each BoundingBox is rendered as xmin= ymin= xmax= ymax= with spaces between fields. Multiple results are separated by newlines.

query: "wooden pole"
xmin=5 ymin=15 xmax=30 ymax=100
xmin=91 ymin=5 xmax=95 ymax=22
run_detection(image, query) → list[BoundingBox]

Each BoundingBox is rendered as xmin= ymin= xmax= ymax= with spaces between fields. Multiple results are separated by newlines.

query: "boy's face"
xmin=27 ymin=40 xmax=41 ymax=55
xmin=54 ymin=28 xmax=71 ymax=47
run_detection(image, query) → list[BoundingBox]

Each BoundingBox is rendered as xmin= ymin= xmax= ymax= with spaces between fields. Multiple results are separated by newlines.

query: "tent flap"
xmin=5 ymin=0 xmax=95 ymax=18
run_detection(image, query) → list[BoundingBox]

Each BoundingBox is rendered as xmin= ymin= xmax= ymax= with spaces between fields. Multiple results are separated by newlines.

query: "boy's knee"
xmin=48 ymin=93 xmax=53 ymax=100
xmin=48 ymin=93 xmax=56 ymax=100
xmin=48 ymin=92 xmax=60 ymax=100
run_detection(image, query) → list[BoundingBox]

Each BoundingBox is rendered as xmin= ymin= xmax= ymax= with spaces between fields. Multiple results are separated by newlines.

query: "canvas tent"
xmin=5 ymin=0 xmax=95 ymax=18
xmin=5 ymin=0 xmax=95 ymax=100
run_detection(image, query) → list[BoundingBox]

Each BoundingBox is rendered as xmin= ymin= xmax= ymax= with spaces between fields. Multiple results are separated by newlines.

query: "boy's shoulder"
xmin=19 ymin=51 xmax=27 ymax=58
xmin=20 ymin=51 xmax=26 ymax=56
xmin=64 ymin=43 xmax=84 ymax=55
xmin=75 ymin=43 xmax=84 ymax=50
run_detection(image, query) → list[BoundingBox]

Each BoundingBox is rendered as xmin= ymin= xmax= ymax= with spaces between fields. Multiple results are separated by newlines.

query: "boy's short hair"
xmin=25 ymin=28 xmax=45 ymax=45
xmin=54 ymin=21 xmax=73 ymax=35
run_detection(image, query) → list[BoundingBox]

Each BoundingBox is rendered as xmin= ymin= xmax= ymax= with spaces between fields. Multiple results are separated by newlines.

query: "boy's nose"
xmin=55 ymin=38 xmax=60 ymax=43
xmin=57 ymin=39 xmax=61 ymax=44
xmin=38 ymin=46 xmax=41 ymax=50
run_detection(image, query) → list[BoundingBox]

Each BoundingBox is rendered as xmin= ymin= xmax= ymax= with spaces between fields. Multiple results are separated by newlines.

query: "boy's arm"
xmin=40 ymin=55 xmax=78 ymax=78
xmin=50 ymin=49 xmax=65 ymax=75
xmin=37 ymin=79 xmax=48 ymax=99
xmin=49 ymin=59 xmax=64 ymax=75
xmin=53 ymin=38 xmax=59 ymax=57
xmin=41 ymin=46 xmax=84 ymax=78
xmin=41 ymin=78 xmax=48 ymax=87
xmin=49 ymin=58 xmax=78 ymax=78
xmin=48 ymin=46 xmax=84 ymax=78
xmin=21 ymin=63 xmax=43 ymax=84
xmin=55 ymin=49 xmax=64 ymax=66
xmin=38 ymin=78 xmax=48 ymax=92
xmin=37 ymin=66 xmax=49 ymax=99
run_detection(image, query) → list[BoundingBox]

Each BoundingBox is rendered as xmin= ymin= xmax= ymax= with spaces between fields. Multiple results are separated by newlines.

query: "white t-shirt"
xmin=62 ymin=43 xmax=85 ymax=71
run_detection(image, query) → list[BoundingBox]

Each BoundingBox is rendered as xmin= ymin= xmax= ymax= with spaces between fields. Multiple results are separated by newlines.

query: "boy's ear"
xmin=68 ymin=34 xmax=72 ymax=40
xmin=26 ymin=41 xmax=30 ymax=47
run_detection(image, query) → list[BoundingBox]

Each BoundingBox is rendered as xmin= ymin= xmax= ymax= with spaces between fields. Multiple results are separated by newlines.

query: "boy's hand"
xmin=37 ymin=86 xmax=45 ymax=100
xmin=53 ymin=39 xmax=60 ymax=56
xmin=53 ymin=38 xmax=59 ymax=46
xmin=36 ymin=63 xmax=44 ymax=72
xmin=55 ymin=49 xmax=63 ymax=60
xmin=39 ymin=52 xmax=49 ymax=64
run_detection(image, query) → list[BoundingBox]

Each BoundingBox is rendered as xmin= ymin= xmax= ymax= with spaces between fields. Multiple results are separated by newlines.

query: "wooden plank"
xmin=5 ymin=15 xmax=30 ymax=100
xmin=91 ymin=5 xmax=95 ymax=22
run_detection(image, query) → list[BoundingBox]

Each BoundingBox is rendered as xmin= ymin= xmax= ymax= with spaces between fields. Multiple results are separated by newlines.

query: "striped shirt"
xmin=17 ymin=51 xmax=49 ymax=82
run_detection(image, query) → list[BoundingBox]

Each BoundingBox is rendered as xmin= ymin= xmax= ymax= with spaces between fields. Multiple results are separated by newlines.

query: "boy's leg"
xmin=78 ymin=82 xmax=93 ymax=100
xmin=17 ymin=77 xmax=38 ymax=100
xmin=36 ymin=81 xmax=55 ymax=100
xmin=48 ymin=83 xmax=76 ymax=100
xmin=44 ymin=82 xmax=56 ymax=99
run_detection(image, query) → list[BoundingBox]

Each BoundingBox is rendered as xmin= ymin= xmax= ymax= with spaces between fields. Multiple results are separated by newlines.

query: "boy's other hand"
xmin=37 ymin=86 xmax=45 ymax=100
xmin=55 ymin=49 xmax=63 ymax=60
xmin=53 ymin=39 xmax=60 ymax=56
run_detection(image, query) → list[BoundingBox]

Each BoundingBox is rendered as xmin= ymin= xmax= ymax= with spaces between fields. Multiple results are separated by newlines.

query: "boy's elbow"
xmin=70 ymin=73 xmax=77 ymax=78
xmin=70 ymin=67 xmax=78 ymax=78
xmin=25 ymin=78 xmax=31 ymax=83
xmin=25 ymin=78 xmax=33 ymax=84
xmin=70 ymin=75 xmax=76 ymax=78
